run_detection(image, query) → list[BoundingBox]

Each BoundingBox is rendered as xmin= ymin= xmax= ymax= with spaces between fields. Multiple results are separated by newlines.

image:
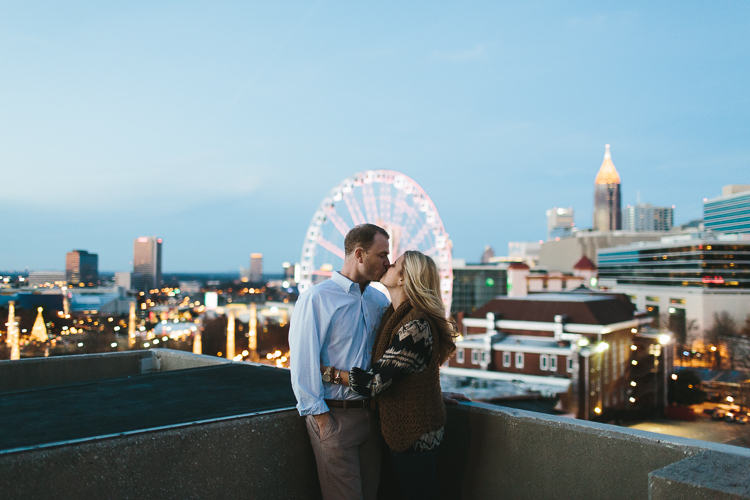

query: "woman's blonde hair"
xmin=401 ymin=250 xmax=457 ymax=364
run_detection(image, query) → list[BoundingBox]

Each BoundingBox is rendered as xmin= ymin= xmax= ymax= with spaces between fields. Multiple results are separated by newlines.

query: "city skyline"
xmin=1 ymin=2 xmax=748 ymax=272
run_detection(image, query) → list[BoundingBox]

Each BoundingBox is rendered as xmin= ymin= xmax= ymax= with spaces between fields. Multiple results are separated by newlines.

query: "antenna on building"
xmin=636 ymin=191 xmax=641 ymax=204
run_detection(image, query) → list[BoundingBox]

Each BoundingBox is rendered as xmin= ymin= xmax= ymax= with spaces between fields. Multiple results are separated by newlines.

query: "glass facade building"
xmin=704 ymin=190 xmax=750 ymax=234
xmin=598 ymin=240 xmax=750 ymax=289
xmin=451 ymin=265 xmax=507 ymax=314
xmin=621 ymin=203 xmax=673 ymax=232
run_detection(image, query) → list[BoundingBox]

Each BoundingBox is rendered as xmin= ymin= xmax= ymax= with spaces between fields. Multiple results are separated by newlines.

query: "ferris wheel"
xmin=299 ymin=170 xmax=453 ymax=311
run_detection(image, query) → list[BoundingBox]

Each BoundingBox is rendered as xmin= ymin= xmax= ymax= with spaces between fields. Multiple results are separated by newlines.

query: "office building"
xmin=704 ymin=185 xmax=750 ymax=234
xmin=27 ymin=271 xmax=67 ymax=288
xmin=66 ymin=250 xmax=98 ymax=287
xmin=134 ymin=237 xmax=162 ymax=291
xmin=547 ymin=207 xmax=575 ymax=240
xmin=593 ymin=144 xmax=622 ymax=231
xmin=250 ymin=253 xmax=263 ymax=283
xmin=492 ymin=241 xmax=541 ymax=268
xmin=597 ymin=234 xmax=750 ymax=343
xmin=622 ymin=203 xmax=674 ymax=232
xmin=480 ymin=246 xmax=495 ymax=264
xmin=115 ymin=271 xmax=143 ymax=292
xmin=451 ymin=260 xmax=507 ymax=314
xmin=538 ymin=231 xmax=664 ymax=273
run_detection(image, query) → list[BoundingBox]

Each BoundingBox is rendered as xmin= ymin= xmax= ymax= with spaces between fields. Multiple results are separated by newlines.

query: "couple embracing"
xmin=289 ymin=224 xmax=468 ymax=500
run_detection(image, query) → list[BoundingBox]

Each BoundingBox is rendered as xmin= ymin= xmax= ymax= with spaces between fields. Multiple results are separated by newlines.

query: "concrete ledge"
xmin=0 ymin=409 xmax=321 ymax=500
xmin=152 ymin=348 xmax=231 ymax=372
xmin=649 ymin=451 xmax=750 ymax=500
xmin=438 ymin=403 xmax=750 ymax=500
xmin=0 ymin=351 xmax=154 ymax=393
xmin=4 ymin=351 xmax=750 ymax=500
xmin=0 ymin=349 xmax=238 ymax=394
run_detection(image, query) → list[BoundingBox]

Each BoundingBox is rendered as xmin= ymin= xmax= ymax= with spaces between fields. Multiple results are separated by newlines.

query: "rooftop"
xmin=472 ymin=291 xmax=637 ymax=325
xmin=2 ymin=350 xmax=750 ymax=499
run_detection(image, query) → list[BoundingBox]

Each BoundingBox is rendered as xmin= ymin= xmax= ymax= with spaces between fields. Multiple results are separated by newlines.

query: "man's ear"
xmin=354 ymin=247 xmax=365 ymax=263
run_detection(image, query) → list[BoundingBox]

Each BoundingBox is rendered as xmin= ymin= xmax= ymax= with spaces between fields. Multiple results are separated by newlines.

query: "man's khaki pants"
xmin=305 ymin=408 xmax=381 ymax=500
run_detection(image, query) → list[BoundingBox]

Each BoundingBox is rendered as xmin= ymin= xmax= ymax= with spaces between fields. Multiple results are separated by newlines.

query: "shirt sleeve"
xmin=349 ymin=319 xmax=433 ymax=398
xmin=288 ymin=292 xmax=329 ymax=416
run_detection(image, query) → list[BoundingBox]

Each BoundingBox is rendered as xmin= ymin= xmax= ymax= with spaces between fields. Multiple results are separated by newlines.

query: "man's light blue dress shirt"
xmin=289 ymin=271 xmax=390 ymax=416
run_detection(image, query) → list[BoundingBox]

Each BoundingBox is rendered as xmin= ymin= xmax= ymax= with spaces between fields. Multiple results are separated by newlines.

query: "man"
xmin=289 ymin=223 xmax=391 ymax=500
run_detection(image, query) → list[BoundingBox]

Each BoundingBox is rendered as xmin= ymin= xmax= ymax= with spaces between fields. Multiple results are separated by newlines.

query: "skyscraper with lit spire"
xmin=593 ymin=144 xmax=622 ymax=231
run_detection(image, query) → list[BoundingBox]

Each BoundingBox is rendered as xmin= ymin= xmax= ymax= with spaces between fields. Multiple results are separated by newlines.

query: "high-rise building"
xmin=133 ymin=236 xmax=162 ymax=291
xmin=621 ymin=203 xmax=674 ymax=232
xmin=704 ymin=185 xmax=750 ymax=235
xmin=66 ymin=250 xmax=99 ymax=287
xmin=593 ymin=144 xmax=622 ymax=231
xmin=546 ymin=207 xmax=575 ymax=240
xmin=115 ymin=271 xmax=144 ymax=292
xmin=480 ymin=246 xmax=495 ymax=264
xmin=597 ymin=234 xmax=750 ymax=341
xmin=250 ymin=253 xmax=263 ymax=283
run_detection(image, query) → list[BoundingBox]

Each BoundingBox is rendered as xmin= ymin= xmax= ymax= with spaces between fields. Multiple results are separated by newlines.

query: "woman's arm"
xmin=349 ymin=319 xmax=433 ymax=398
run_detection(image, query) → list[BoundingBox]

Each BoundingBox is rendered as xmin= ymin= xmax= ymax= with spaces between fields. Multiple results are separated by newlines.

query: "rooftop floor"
xmin=1 ymin=363 xmax=296 ymax=453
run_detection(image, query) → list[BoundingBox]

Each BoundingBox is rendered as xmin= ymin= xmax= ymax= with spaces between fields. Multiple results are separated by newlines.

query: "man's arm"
xmin=288 ymin=292 xmax=330 ymax=419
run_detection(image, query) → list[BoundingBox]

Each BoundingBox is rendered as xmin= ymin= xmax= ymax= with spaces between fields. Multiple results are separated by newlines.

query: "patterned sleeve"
xmin=350 ymin=319 xmax=433 ymax=398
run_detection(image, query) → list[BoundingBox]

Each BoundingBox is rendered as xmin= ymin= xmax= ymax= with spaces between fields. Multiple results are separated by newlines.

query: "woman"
xmin=321 ymin=250 xmax=458 ymax=499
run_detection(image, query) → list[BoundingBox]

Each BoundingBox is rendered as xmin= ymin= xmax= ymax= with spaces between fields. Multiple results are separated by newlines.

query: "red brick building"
xmin=445 ymin=290 xmax=652 ymax=419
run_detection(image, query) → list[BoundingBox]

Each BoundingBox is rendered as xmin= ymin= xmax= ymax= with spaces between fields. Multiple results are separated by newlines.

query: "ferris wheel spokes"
xmin=361 ymin=181 xmax=379 ymax=222
xmin=343 ymin=190 xmax=366 ymax=226
xmin=316 ymin=236 xmax=345 ymax=260
xmin=324 ymin=204 xmax=350 ymax=237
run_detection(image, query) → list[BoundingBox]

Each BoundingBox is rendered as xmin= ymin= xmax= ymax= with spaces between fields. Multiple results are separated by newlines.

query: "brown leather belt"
xmin=325 ymin=399 xmax=372 ymax=410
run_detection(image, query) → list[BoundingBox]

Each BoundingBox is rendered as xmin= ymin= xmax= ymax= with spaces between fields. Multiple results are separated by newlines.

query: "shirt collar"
xmin=332 ymin=271 xmax=365 ymax=294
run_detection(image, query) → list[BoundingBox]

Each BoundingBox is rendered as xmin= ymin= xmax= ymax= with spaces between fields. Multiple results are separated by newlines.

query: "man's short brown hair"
xmin=344 ymin=224 xmax=389 ymax=256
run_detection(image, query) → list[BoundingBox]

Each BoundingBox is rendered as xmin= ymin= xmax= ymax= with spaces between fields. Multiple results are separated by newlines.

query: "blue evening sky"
xmin=1 ymin=2 xmax=748 ymax=273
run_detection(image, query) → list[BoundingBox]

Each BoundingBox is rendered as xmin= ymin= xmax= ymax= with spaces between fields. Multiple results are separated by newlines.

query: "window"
xmin=456 ymin=348 xmax=465 ymax=364
xmin=482 ymin=351 xmax=491 ymax=364
xmin=471 ymin=350 xmax=480 ymax=365
xmin=645 ymin=296 xmax=660 ymax=303
xmin=503 ymin=352 xmax=511 ymax=367
xmin=566 ymin=356 xmax=574 ymax=373
xmin=540 ymin=354 xmax=549 ymax=371
xmin=550 ymin=355 xmax=557 ymax=372
xmin=515 ymin=353 xmax=524 ymax=369
xmin=670 ymin=298 xmax=686 ymax=305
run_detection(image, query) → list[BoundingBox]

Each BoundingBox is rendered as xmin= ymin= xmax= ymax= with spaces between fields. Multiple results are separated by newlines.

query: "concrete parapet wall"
xmin=649 ymin=451 xmax=750 ymax=500
xmin=0 ymin=351 xmax=154 ymax=393
xmin=3 ymin=380 xmax=750 ymax=499
xmin=151 ymin=348 xmax=231 ymax=372
xmin=0 ymin=410 xmax=321 ymax=500
xmin=436 ymin=403 xmax=750 ymax=500
xmin=0 ymin=349 xmax=233 ymax=394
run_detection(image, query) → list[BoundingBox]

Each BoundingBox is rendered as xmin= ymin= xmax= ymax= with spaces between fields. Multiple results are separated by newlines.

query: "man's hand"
xmin=443 ymin=391 xmax=472 ymax=405
xmin=314 ymin=412 xmax=330 ymax=432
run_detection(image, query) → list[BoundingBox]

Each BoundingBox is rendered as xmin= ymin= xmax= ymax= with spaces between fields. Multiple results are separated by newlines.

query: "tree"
xmin=705 ymin=311 xmax=738 ymax=370
xmin=740 ymin=314 xmax=750 ymax=338
xmin=668 ymin=369 xmax=705 ymax=406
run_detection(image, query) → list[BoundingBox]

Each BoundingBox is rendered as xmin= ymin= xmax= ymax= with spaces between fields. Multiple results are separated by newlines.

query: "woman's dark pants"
xmin=389 ymin=447 xmax=438 ymax=500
